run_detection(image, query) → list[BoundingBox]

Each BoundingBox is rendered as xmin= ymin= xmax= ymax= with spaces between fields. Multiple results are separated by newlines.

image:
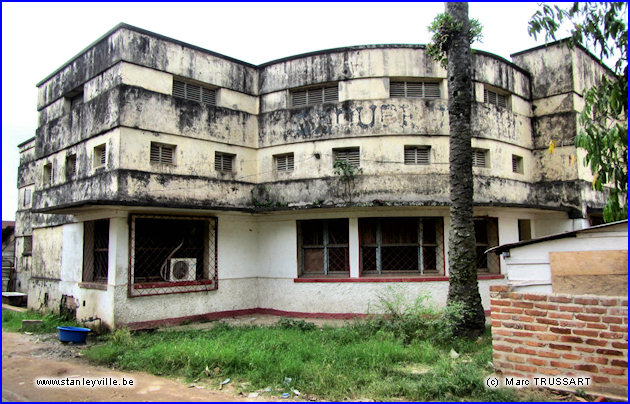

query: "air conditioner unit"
xmin=169 ymin=258 xmax=197 ymax=282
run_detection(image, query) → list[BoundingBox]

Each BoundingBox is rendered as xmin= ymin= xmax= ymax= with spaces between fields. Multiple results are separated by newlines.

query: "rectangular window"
xmin=291 ymin=84 xmax=339 ymax=107
xmin=298 ymin=219 xmax=349 ymax=276
xmin=518 ymin=219 xmax=532 ymax=241
xmin=129 ymin=215 xmax=217 ymax=296
xmin=66 ymin=154 xmax=77 ymax=180
xmin=472 ymin=149 xmax=488 ymax=168
xmin=512 ymin=154 xmax=523 ymax=174
xmin=82 ymin=220 xmax=109 ymax=283
xmin=390 ymin=81 xmax=441 ymax=98
xmin=93 ymin=144 xmax=106 ymax=168
xmin=474 ymin=217 xmax=500 ymax=273
xmin=333 ymin=147 xmax=360 ymax=168
xmin=65 ymin=87 xmax=84 ymax=110
xmin=274 ymin=153 xmax=295 ymax=172
xmin=360 ymin=217 xmax=444 ymax=275
xmin=150 ymin=142 xmax=175 ymax=164
xmin=43 ymin=163 xmax=53 ymax=186
xmin=23 ymin=189 xmax=31 ymax=207
xmin=22 ymin=235 xmax=32 ymax=256
xmin=404 ymin=146 xmax=430 ymax=165
xmin=173 ymin=79 xmax=216 ymax=105
xmin=484 ymin=88 xmax=507 ymax=108
xmin=215 ymin=152 xmax=235 ymax=172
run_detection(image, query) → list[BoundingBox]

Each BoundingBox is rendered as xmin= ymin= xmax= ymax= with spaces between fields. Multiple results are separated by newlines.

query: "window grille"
xmin=291 ymin=84 xmax=339 ymax=107
xmin=82 ymin=220 xmax=109 ymax=283
xmin=22 ymin=236 xmax=32 ymax=256
xmin=274 ymin=153 xmax=295 ymax=172
xmin=150 ymin=142 xmax=175 ymax=164
xmin=472 ymin=149 xmax=487 ymax=167
xmin=173 ymin=79 xmax=217 ymax=106
xmin=390 ymin=81 xmax=441 ymax=98
xmin=66 ymin=154 xmax=77 ymax=179
xmin=298 ymin=219 xmax=349 ymax=276
xmin=43 ymin=163 xmax=53 ymax=186
xmin=512 ymin=154 xmax=523 ymax=174
xmin=404 ymin=146 xmax=430 ymax=165
xmin=94 ymin=144 xmax=106 ymax=168
xmin=474 ymin=217 xmax=500 ymax=273
xmin=484 ymin=88 xmax=507 ymax=108
xmin=215 ymin=152 xmax=235 ymax=172
xmin=333 ymin=148 xmax=360 ymax=168
xmin=360 ymin=217 xmax=444 ymax=275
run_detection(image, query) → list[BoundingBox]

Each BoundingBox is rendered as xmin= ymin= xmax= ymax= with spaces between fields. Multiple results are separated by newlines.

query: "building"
xmin=15 ymin=23 xmax=612 ymax=329
xmin=2 ymin=221 xmax=16 ymax=291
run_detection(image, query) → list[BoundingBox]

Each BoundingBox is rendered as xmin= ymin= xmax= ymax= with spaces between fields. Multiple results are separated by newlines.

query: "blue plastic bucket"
xmin=57 ymin=326 xmax=91 ymax=344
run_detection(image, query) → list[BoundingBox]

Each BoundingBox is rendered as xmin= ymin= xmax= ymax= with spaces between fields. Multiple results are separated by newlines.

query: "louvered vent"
xmin=484 ymin=88 xmax=507 ymax=108
xmin=390 ymin=81 xmax=441 ymax=98
xmin=150 ymin=143 xmax=175 ymax=164
xmin=472 ymin=149 xmax=487 ymax=167
xmin=94 ymin=144 xmax=106 ymax=168
xmin=275 ymin=153 xmax=295 ymax=172
xmin=66 ymin=154 xmax=77 ymax=179
xmin=215 ymin=152 xmax=234 ymax=172
xmin=334 ymin=148 xmax=360 ymax=168
xmin=173 ymin=79 xmax=216 ymax=105
xmin=291 ymin=85 xmax=338 ymax=107
xmin=404 ymin=147 xmax=430 ymax=165
xmin=512 ymin=155 xmax=523 ymax=173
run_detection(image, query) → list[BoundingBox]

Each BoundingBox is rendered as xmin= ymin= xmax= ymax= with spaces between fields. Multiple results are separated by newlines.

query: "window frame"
xmin=172 ymin=78 xmax=217 ymax=106
xmin=404 ymin=146 xmax=431 ymax=165
xmin=82 ymin=219 xmax=110 ymax=285
xmin=150 ymin=142 xmax=176 ymax=165
xmin=291 ymin=84 xmax=339 ymax=107
xmin=333 ymin=147 xmax=360 ymax=168
xmin=390 ymin=80 xmax=441 ymax=98
xmin=65 ymin=154 xmax=77 ymax=180
xmin=274 ymin=153 xmax=295 ymax=172
xmin=297 ymin=219 xmax=350 ymax=277
xmin=22 ymin=235 xmax=32 ymax=256
xmin=43 ymin=163 xmax=53 ymax=186
xmin=93 ymin=144 xmax=106 ymax=169
xmin=214 ymin=151 xmax=235 ymax=172
xmin=473 ymin=217 xmax=500 ymax=274
xmin=23 ymin=189 xmax=31 ymax=207
xmin=512 ymin=154 xmax=523 ymax=174
xmin=483 ymin=87 xmax=508 ymax=108
xmin=472 ymin=148 xmax=488 ymax=168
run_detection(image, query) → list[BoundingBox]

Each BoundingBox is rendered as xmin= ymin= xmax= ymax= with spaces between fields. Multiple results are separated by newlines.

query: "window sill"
xmin=294 ymin=274 xmax=504 ymax=283
xmin=79 ymin=282 xmax=107 ymax=290
xmin=133 ymin=279 xmax=214 ymax=289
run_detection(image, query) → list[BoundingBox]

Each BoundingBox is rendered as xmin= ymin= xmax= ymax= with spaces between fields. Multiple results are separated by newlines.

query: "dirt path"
xmin=2 ymin=331 xmax=275 ymax=402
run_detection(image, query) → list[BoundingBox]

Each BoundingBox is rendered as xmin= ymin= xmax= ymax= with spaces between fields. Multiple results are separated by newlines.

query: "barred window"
xmin=43 ymin=163 xmax=53 ymax=186
xmin=173 ymin=79 xmax=216 ymax=105
xmin=22 ymin=235 xmax=32 ymax=256
xmin=150 ymin=142 xmax=175 ymax=164
xmin=390 ymin=81 xmax=440 ymax=98
xmin=404 ymin=146 xmax=430 ymax=165
xmin=82 ymin=220 xmax=109 ymax=283
xmin=333 ymin=147 xmax=360 ymax=168
xmin=215 ymin=152 xmax=235 ymax=172
xmin=93 ymin=144 xmax=106 ymax=168
xmin=360 ymin=217 xmax=444 ymax=275
xmin=274 ymin=153 xmax=294 ymax=172
xmin=472 ymin=149 xmax=488 ymax=168
xmin=291 ymin=84 xmax=338 ymax=107
xmin=474 ymin=217 xmax=500 ymax=273
xmin=484 ymin=88 xmax=507 ymax=108
xmin=512 ymin=154 xmax=523 ymax=174
xmin=298 ymin=219 xmax=349 ymax=276
xmin=66 ymin=154 xmax=77 ymax=180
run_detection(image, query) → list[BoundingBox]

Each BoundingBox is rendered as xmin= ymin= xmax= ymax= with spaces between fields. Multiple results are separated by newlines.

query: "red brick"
xmin=585 ymin=356 xmax=608 ymax=365
xmin=601 ymin=367 xmax=626 ymax=376
xmin=573 ymin=329 xmax=600 ymax=337
xmin=503 ymin=321 xmax=524 ymax=330
xmin=609 ymin=324 xmax=628 ymax=332
xmin=509 ymin=292 xmax=524 ymax=300
xmin=501 ymin=307 xmax=524 ymax=314
xmin=525 ymin=309 xmax=547 ymax=317
xmin=584 ymin=306 xmax=607 ymax=314
xmin=529 ymin=358 xmax=548 ymax=366
xmin=575 ymin=314 xmax=601 ymax=322
xmin=600 ymin=298 xmax=620 ymax=306
xmin=576 ymin=346 xmax=595 ymax=353
xmin=514 ymin=301 xmax=534 ymax=309
xmin=504 ymin=338 xmax=523 ymax=345
xmin=538 ymin=350 xmax=561 ymax=358
xmin=493 ymin=344 xmax=513 ymax=352
xmin=599 ymin=331 xmax=625 ymax=339
xmin=525 ymin=340 xmax=545 ymax=347
xmin=492 ymin=320 xmax=502 ymax=328
xmin=611 ymin=342 xmax=628 ymax=349
xmin=492 ymin=313 xmax=511 ymax=320
xmin=549 ymin=360 xmax=573 ymax=369
xmin=524 ymin=323 xmax=547 ymax=332
xmin=511 ymin=315 xmax=534 ymax=323
xmin=514 ymin=347 xmax=537 ymax=355
xmin=535 ymin=303 xmax=559 ymax=310
xmin=550 ymin=327 xmax=571 ymax=335
xmin=490 ymin=285 xmax=509 ymax=292
xmin=586 ymin=322 xmax=607 ymax=330
xmin=559 ymin=305 xmax=583 ymax=313
xmin=562 ymin=353 xmax=581 ymax=360
xmin=549 ymin=312 xmax=573 ymax=320
xmin=591 ymin=376 xmax=611 ymax=384
xmin=493 ymin=352 xmax=504 ymax=360
xmin=596 ymin=348 xmax=623 ymax=356
xmin=523 ymin=294 xmax=547 ymax=301
xmin=514 ymin=364 xmax=538 ymax=373
xmin=574 ymin=364 xmax=598 ymax=373
xmin=611 ymin=359 xmax=628 ymax=367
xmin=560 ymin=335 xmax=583 ymax=343
xmin=549 ymin=343 xmax=572 ymax=351
xmin=585 ymin=338 xmax=608 ymax=347
xmin=506 ymin=354 xmax=526 ymax=363
xmin=536 ymin=318 xmax=559 ymax=326
xmin=493 ymin=329 xmax=512 ymax=336
xmin=537 ymin=334 xmax=558 ymax=341
xmin=559 ymin=320 xmax=586 ymax=328
xmin=539 ymin=367 xmax=562 ymax=375
xmin=608 ymin=307 xmax=628 ymax=316
xmin=602 ymin=316 xmax=623 ymax=324
xmin=611 ymin=377 xmax=628 ymax=386
xmin=512 ymin=331 xmax=534 ymax=338
xmin=549 ymin=295 xmax=572 ymax=303
xmin=621 ymin=299 xmax=628 ymax=305
xmin=491 ymin=299 xmax=511 ymax=306
xmin=574 ymin=297 xmax=599 ymax=305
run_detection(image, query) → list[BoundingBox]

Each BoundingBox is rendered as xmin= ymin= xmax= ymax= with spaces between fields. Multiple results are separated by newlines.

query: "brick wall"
xmin=490 ymin=285 xmax=628 ymax=398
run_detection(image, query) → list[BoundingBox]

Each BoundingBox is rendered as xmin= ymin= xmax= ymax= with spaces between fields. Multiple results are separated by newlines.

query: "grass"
xmin=2 ymin=309 xmax=83 ymax=333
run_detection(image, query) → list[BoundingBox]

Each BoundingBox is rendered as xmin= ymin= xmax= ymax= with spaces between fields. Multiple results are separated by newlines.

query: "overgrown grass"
xmin=2 ymin=309 xmax=83 ymax=333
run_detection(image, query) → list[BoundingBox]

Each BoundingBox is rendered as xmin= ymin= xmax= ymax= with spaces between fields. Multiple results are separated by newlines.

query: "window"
xmin=93 ymin=144 xmax=106 ymax=168
xmin=360 ymin=217 xmax=444 ymax=275
xmin=298 ymin=219 xmax=349 ymax=276
xmin=518 ymin=219 xmax=532 ymax=241
xmin=150 ymin=142 xmax=175 ymax=164
xmin=66 ymin=154 xmax=77 ymax=180
xmin=404 ymin=146 xmax=430 ymax=165
xmin=333 ymin=147 xmax=360 ymax=168
xmin=22 ymin=236 xmax=32 ymax=256
xmin=215 ymin=152 xmax=235 ymax=172
xmin=291 ymin=84 xmax=339 ymax=107
xmin=173 ymin=79 xmax=216 ymax=105
xmin=390 ymin=81 xmax=440 ymax=98
xmin=274 ymin=153 xmax=294 ymax=172
xmin=82 ymin=220 xmax=109 ymax=283
xmin=474 ymin=217 xmax=500 ymax=273
xmin=484 ymin=88 xmax=507 ymax=108
xmin=65 ymin=87 xmax=84 ymax=109
xmin=472 ymin=149 xmax=488 ymax=168
xmin=43 ymin=163 xmax=53 ymax=186
xmin=23 ymin=189 xmax=31 ymax=207
xmin=130 ymin=215 xmax=217 ymax=296
xmin=512 ymin=154 xmax=523 ymax=174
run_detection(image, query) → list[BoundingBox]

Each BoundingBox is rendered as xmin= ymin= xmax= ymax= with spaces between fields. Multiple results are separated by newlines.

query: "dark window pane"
xmin=328 ymin=219 xmax=348 ymax=244
xmin=303 ymin=249 xmax=324 ymax=274
xmin=381 ymin=246 xmax=417 ymax=271
xmin=361 ymin=247 xmax=377 ymax=271
xmin=359 ymin=218 xmax=377 ymax=245
xmin=328 ymin=247 xmax=349 ymax=272
xmin=423 ymin=219 xmax=437 ymax=244
xmin=422 ymin=246 xmax=437 ymax=272
xmin=301 ymin=220 xmax=323 ymax=246
xmin=474 ymin=220 xmax=488 ymax=244
xmin=381 ymin=218 xmax=417 ymax=244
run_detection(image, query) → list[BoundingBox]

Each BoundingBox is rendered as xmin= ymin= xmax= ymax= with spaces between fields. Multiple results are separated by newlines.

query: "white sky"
xmin=1 ymin=2 xmax=574 ymax=220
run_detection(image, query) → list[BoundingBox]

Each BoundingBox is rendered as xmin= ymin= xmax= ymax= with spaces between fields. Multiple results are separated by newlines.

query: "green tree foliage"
xmin=426 ymin=12 xmax=483 ymax=69
xmin=529 ymin=2 xmax=628 ymax=222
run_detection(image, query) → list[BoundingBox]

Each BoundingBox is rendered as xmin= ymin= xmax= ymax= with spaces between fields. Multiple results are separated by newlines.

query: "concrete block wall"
xmin=489 ymin=285 xmax=628 ymax=398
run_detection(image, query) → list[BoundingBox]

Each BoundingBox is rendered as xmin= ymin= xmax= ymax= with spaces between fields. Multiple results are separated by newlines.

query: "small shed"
xmin=487 ymin=220 xmax=628 ymax=295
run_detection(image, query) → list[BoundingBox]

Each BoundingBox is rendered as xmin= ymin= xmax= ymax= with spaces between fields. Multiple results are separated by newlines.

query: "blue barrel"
xmin=57 ymin=326 xmax=91 ymax=343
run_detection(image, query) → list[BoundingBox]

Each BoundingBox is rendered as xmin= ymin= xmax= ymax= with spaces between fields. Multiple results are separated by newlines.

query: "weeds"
xmin=2 ymin=309 xmax=83 ymax=333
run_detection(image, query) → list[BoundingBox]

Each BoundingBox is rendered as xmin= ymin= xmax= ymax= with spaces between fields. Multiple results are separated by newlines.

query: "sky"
xmin=1 ymin=2 xmax=576 ymax=221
